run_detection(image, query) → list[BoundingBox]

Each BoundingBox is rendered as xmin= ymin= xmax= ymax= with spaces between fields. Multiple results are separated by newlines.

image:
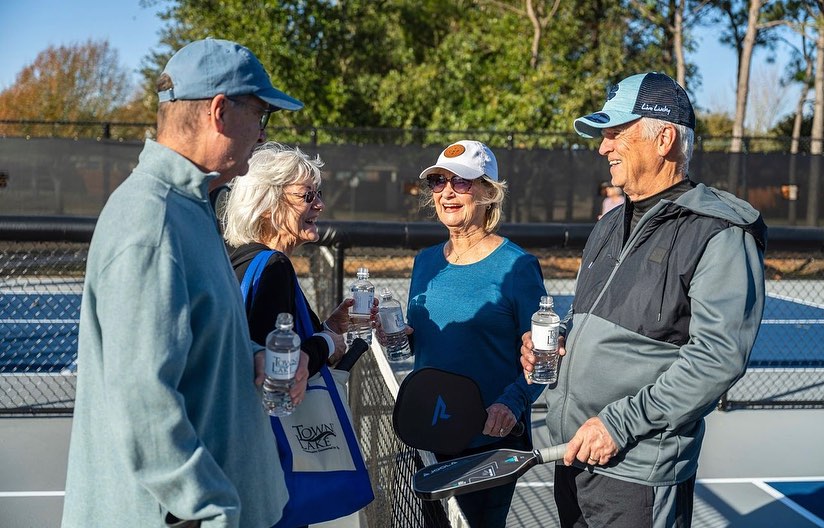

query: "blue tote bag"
xmin=241 ymin=250 xmax=374 ymax=527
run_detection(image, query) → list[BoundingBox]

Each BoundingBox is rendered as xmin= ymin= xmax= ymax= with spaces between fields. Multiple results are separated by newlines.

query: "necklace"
xmin=448 ymin=233 xmax=489 ymax=263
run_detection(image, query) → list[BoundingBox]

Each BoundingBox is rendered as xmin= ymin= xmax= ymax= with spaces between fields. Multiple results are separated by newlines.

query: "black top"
xmin=624 ymin=178 xmax=696 ymax=240
xmin=229 ymin=242 xmax=330 ymax=377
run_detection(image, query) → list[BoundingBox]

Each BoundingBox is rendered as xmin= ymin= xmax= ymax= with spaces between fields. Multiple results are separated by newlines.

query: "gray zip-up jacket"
xmin=546 ymin=182 xmax=767 ymax=486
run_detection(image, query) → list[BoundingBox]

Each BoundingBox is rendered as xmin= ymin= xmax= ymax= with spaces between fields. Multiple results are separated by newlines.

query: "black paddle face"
xmin=413 ymin=448 xmax=539 ymax=500
xmin=393 ymin=368 xmax=488 ymax=455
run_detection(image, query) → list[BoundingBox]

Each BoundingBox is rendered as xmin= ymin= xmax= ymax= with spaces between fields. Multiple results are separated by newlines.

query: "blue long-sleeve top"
xmin=408 ymin=237 xmax=547 ymax=449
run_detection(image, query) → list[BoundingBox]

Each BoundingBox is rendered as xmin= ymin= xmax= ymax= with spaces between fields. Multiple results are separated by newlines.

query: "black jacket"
xmin=230 ymin=242 xmax=330 ymax=377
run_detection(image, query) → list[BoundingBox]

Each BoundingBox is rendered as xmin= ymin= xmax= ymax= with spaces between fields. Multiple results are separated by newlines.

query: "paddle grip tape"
xmin=537 ymin=443 xmax=569 ymax=464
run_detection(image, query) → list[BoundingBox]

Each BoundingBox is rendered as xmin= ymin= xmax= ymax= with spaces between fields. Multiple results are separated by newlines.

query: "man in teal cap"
xmin=521 ymin=72 xmax=766 ymax=527
xmin=63 ymin=38 xmax=306 ymax=528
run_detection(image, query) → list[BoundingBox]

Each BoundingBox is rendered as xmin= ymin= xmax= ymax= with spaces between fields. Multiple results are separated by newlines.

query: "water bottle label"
xmin=532 ymin=324 xmax=558 ymax=351
xmin=265 ymin=349 xmax=299 ymax=380
xmin=352 ymin=291 xmax=373 ymax=314
xmin=380 ymin=307 xmax=405 ymax=333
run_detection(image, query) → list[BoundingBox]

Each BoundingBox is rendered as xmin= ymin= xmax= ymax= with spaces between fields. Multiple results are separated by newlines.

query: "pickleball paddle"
xmin=413 ymin=443 xmax=568 ymax=500
xmin=393 ymin=367 xmax=524 ymax=456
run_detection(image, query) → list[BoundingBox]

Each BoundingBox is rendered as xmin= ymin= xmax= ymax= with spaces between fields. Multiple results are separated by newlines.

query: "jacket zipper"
xmin=557 ymin=202 xmax=671 ymax=441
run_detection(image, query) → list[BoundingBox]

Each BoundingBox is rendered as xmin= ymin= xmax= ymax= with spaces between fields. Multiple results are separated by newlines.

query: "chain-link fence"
xmin=349 ymin=341 xmax=466 ymax=527
xmin=2 ymin=129 xmax=824 ymax=226
xmin=2 ymin=217 xmax=824 ymax=415
xmin=3 ymin=216 xmax=824 ymax=525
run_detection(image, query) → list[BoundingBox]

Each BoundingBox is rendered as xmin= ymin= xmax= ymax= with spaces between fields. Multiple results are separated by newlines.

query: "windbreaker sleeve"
xmin=599 ymin=226 xmax=765 ymax=448
xmin=95 ymin=244 xmax=240 ymax=527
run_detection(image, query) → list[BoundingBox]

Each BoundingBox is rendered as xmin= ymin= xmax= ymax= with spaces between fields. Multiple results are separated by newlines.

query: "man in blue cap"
xmin=520 ymin=72 xmax=767 ymax=527
xmin=63 ymin=39 xmax=305 ymax=528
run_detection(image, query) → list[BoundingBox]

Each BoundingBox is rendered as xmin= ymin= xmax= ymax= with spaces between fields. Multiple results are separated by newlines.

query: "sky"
xmin=0 ymin=0 xmax=170 ymax=90
xmin=0 ymin=0 xmax=805 ymax=131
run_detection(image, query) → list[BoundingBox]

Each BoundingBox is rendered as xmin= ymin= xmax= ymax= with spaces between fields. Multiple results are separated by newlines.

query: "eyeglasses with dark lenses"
xmin=426 ymin=174 xmax=474 ymax=194
xmin=226 ymin=97 xmax=275 ymax=130
xmin=286 ymin=189 xmax=323 ymax=203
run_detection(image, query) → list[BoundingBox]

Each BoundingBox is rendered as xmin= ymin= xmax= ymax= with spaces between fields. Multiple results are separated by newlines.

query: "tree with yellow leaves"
xmin=0 ymin=39 xmax=136 ymax=138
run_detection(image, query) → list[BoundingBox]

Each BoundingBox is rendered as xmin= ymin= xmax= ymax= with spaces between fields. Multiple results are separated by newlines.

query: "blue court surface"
xmin=1 ymin=293 xmax=80 ymax=372
xmin=2 ymin=291 xmax=824 ymax=371
xmin=765 ymin=480 xmax=824 ymax=522
xmin=552 ymin=293 xmax=824 ymax=367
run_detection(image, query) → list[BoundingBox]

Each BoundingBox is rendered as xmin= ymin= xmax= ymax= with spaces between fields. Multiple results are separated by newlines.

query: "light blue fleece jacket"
xmin=62 ymin=140 xmax=287 ymax=528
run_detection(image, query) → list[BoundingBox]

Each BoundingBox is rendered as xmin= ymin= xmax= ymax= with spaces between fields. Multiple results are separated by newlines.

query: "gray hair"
xmin=222 ymin=142 xmax=323 ymax=247
xmin=421 ymin=176 xmax=508 ymax=233
xmin=638 ymin=117 xmax=694 ymax=177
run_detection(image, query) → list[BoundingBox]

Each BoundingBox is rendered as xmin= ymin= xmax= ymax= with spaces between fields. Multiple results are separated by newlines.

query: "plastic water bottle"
xmin=530 ymin=295 xmax=561 ymax=384
xmin=378 ymin=288 xmax=411 ymax=361
xmin=348 ymin=267 xmax=374 ymax=345
xmin=263 ymin=313 xmax=301 ymax=416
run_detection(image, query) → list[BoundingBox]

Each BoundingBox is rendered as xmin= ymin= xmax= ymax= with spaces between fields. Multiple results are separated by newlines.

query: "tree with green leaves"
xmin=628 ymin=0 xmax=714 ymax=90
xmin=141 ymin=0 xmax=678 ymax=139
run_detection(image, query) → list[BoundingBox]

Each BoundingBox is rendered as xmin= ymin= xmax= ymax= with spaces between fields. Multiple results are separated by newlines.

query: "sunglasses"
xmin=425 ymin=174 xmax=474 ymax=194
xmin=226 ymin=97 xmax=275 ymax=131
xmin=286 ymin=189 xmax=323 ymax=203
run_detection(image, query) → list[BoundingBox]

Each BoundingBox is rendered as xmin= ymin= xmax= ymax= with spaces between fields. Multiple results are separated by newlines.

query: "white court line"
xmin=0 ymin=491 xmax=64 ymax=497
xmin=516 ymin=477 xmax=824 ymax=527
xmin=767 ymin=292 xmax=824 ymax=310
xmin=699 ymin=476 xmax=824 ymax=483
xmin=753 ymin=480 xmax=824 ymax=527
xmin=518 ymin=475 xmax=824 ymax=486
xmin=761 ymin=319 xmax=824 ymax=324
xmin=1 ymin=319 xmax=79 ymax=324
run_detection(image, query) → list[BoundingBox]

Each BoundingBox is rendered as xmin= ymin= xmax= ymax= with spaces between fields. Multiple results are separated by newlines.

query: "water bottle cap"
xmin=380 ymin=287 xmax=392 ymax=299
xmin=540 ymin=295 xmax=554 ymax=308
xmin=357 ymin=266 xmax=369 ymax=279
xmin=276 ymin=312 xmax=294 ymax=328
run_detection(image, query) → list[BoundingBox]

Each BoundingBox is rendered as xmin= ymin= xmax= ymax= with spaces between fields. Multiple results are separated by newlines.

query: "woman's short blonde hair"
xmin=222 ymin=142 xmax=323 ymax=247
xmin=421 ymin=175 xmax=508 ymax=233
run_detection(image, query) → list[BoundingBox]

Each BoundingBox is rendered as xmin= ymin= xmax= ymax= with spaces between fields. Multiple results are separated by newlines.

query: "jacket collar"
xmin=136 ymin=139 xmax=219 ymax=201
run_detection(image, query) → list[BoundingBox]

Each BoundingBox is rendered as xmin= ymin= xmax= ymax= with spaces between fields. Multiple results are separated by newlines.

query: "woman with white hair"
xmin=223 ymin=142 xmax=351 ymax=381
xmin=406 ymin=140 xmax=548 ymax=527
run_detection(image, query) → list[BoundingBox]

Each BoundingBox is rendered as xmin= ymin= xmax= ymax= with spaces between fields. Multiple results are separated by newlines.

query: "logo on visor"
xmin=586 ymin=112 xmax=611 ymax=124
xmin=443 ymin=144 xmax=466 ymax=158
xmin=606 ymin=84 xmax=619 ymax=101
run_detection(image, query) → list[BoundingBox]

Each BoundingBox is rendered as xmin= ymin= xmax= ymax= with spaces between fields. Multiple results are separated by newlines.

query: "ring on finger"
xmin=499 ymin=427 xmax=505 ymax=436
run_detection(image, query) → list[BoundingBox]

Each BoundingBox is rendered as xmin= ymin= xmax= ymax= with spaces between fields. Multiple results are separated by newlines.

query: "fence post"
xmin=334 ymin=243 xmax=345 ymax=305
xmin=717 ymin=392 xmax=730 ymax=412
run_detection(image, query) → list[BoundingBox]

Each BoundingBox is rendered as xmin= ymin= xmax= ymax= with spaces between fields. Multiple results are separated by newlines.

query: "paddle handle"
xmin=334 ymin=338 xmax=369 ymax=372
xmin=536 ymin=443 xmax=569 ymax=464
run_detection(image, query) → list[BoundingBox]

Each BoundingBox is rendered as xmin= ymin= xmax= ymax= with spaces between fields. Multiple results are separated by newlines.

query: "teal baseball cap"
xmin=574 ymin=72 xmax=694 ymax=139
xmin=157 ymin=38 xmax=303 ymax=111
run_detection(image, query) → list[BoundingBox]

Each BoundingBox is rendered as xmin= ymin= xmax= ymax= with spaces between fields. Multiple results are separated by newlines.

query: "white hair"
xmin=638 ymin=117 xmax=694 ymax=177
xmin=222 ymin=142 xmax=324 ymax=247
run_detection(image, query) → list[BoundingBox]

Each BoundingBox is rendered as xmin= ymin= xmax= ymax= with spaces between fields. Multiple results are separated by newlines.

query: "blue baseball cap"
xmin=574 ymin=72 xmax=694 ymax=139
xmin=157 ymin=38 xmax=303 ymax=111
